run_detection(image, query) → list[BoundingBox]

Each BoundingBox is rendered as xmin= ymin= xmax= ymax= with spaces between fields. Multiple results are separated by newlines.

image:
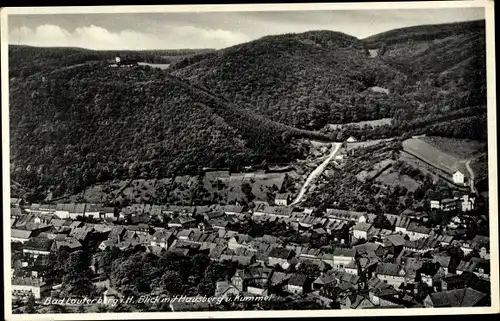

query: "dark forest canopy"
xmin=8 ymin=45 xmax=215 ymax=78
xmin=171 ymin=22 xmax=486 ymax=134
xmin=9 ymin=20 xmax=487 ymax=199
xmin=9 ymin=63 xmax=330 ymax=200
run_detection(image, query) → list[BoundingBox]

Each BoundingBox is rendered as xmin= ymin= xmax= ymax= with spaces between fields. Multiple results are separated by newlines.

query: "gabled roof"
xmin=54 ymin=237 xmax=82 ymax=250
xmin=384 ymin=234 xmax=407 ymax=247
xmin=270 ymin=271 xmax=289 ymax=285
xmin=152 ymin=230 xmax=174 ymax=240
xmin=427 ymin=287 xmax=487 ymax=307
xmin=353 ymin=222 xmax=373 ymax=232
xmin=432 ymin=254 xmax=452 ymax=269
xmin=23 ymin=237 xmax=53 ymax=252
xmin=147 ymin=245 xmax=166 ymax=255
xmin=471 ymin=235 xmax=490 ymax=249
xmin=11 ymin=229 xmax=33 ymax=239
xmin=407 ymin=222 xmax=431 ymax=234
xmin=355 ymin=242 xmax=381 ymax=257
xmin=314 ymin=272 xmax=336 ymax=285
xmin=395 ymin=215 xmax=411 ymax=228
xmin=332 ymin=247 xmax=356 ymax=257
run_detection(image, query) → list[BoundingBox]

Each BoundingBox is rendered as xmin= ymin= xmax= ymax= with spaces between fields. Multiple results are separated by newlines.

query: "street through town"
xmin=290 ymin=142 xmax=342 ymax=206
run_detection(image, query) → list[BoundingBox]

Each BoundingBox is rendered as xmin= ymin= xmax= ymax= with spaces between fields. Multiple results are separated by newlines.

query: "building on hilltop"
xmin=115 ymin=56 xmax=138 ymax=67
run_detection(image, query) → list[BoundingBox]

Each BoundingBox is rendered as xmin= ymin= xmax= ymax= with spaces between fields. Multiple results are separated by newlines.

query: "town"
xmin=6 ymin=9 xmax=492 ymax=315
xmin=10 ymin=174 xmax=491 ymax=312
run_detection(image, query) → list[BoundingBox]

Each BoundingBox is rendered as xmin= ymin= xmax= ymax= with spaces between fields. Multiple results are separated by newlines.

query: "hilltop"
xmin=8 ymin=45 xmax=215 ymax=78
xmin=171 ymin=23 xmax=487 ymax=141
xmin=9 ymin=62 xmax=328 ymax=201
xmin=171 ymin=30 xmax=407 ymax=130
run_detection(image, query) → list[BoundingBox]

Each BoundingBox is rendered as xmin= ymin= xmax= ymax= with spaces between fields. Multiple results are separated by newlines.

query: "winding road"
xmin=290 ymin=142 xmax=343 ymax=206
xmin=465 ymin=159 xmax=477 ymax=194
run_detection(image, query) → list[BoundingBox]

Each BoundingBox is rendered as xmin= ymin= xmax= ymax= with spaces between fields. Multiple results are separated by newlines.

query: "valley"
xmin=7 ymin=15 xmax=492 ymax=314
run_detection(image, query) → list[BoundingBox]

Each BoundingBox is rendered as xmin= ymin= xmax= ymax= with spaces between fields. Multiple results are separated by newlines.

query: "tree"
xmin=160 ymin=270 xmax=184 ymax=295
xmin=24 ymin=294 xmax=37 ymax=314
xmin=298 ymin=261 xmax=321 ymax=280
xmin=60 ymin=250 xmax=96 ymax=298
xmin=372 ymin=214 xmax=393 ymax=230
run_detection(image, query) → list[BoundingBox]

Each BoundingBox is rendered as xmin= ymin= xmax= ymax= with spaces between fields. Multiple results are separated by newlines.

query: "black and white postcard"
xmin=1 ymin=1 xmax=497 ymax=319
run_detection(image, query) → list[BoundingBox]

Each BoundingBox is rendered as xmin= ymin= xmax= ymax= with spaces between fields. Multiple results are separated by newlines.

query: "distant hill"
xmin=9 ymin=62 xmax=328 ymax=200
xmin=362 ymin=20 xmax=486 ymax=107
xmin=171 ymin=23 xmax=487 ymax=140
xmin=171 ymin=30 xmax=407 ymax=130
xmin=8 ymin=45 xmax=215 ymax=78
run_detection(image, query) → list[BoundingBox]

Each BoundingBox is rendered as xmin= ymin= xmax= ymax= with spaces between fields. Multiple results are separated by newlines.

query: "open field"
xmin=345 ymin=138 xmax=395 ymax=151
xmin=402 ymin=137 xmax=467 ymax=176
xmin=137 ymin=62 xmax=171 ymax=70
xmin=326 ymin=118 xmax=392 ymax=130
xmin=68 ymin=178 xmax=175 ymax=204
xmin=203 ymin=171 xmax=290 ymax=203
xmin=419 ymin=136 xmax=486 ymax=159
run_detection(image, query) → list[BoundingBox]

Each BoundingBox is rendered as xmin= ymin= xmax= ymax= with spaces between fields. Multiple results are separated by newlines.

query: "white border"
xmin=1 ymin=1 xmax=497 ymax=320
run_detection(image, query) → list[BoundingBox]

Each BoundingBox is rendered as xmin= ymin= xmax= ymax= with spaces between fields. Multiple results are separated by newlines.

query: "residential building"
xmin=331 ymin=247 xmax=356 ymax=270
xmin=352 ymin=222 xmax=375 ymax=240
xmin=375 ymin=263 xmax=405 ymax=287
xmin=461 ymin=195 xmax=475 ymax=212
xmin=151 ymin=230 xmax=176 ymax=249
xmin=23 ymin=238 xmax=53 ymax=257
xmin=424 ymin=287 xmax=488 ymax=307
xmin=11 ymin=229 xmax=33 ymax=243
xmin=406 ymin=223 xmax=431 ymax=241
xmin=268 ymin=248 xmax=295 ymax=268
xmin=452 ymin=171 xmax=465 ymax=185
xmin=274 ymin=193 xmax=291 ymax=206
xmin=12 ymin=277 xmax=49 ymax=299
xmin=286 ymin=274 xmax=309 ymax=294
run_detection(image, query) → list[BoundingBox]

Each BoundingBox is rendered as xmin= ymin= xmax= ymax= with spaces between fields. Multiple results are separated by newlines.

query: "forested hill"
xmin=9 ymin=63 xmax=327 ymax=200
xmin=363 ymin=20 xmax=486 ymax=89
xmin=171 ymin=24 xmax=487 ymax=140
xmin=8 ymin=45 xmax=215 ymax=78
xmin=170 ymin=30 xmax=407 ymax=130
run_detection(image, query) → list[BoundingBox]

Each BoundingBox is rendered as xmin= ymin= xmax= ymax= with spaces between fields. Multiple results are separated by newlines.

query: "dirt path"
xmin=290 ymin=142 xmax=342 ymax=206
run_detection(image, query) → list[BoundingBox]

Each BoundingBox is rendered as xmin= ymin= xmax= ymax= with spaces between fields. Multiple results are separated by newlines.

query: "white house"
xmin=452 ymin=171 xmax=465 ymax=185
xmin=286 ymin=274 xmax=308 ymax=294
xmin=331 ymin=247 xmax=356 ymax=270
xmin=395 ymin=216 xmax=411 ymax=234
xmin=375 ymin=263 xmax=405 ymax=287
xmin=151 ymin=230 xmax=175 ymax=249
xmin=406 ymin=223 xmax=431 ymax=241
xmin=12 ymin=277 xmax=49 ymax=299
xmin=352 ymin=222 xmax=375 ymax=240
xmin=430 ymin=200 xmax=441 ymax=210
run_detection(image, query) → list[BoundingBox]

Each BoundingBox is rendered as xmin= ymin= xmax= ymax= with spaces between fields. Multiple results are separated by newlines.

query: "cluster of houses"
xmin=10 ymin=196 xmax=490 ymax=309
xmin=430 ymin=195 xmax=476 ymax=212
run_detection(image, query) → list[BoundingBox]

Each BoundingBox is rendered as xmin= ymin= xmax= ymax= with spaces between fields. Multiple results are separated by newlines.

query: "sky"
xmin=8 ymin=8 xmax=485 ymax=50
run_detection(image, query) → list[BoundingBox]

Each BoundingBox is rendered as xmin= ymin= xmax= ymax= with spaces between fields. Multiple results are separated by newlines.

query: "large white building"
xmin=12 ymin=277 xmax=49 ymax=299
